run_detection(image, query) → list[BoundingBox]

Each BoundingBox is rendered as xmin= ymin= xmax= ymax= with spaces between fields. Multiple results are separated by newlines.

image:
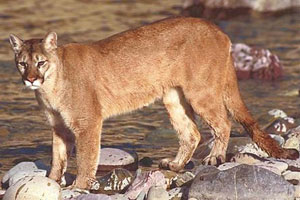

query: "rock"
xmin=2 ymin=161 xmax=48 ymax=188
xmin=237 ymin=143 xmax=269 ymax=158
xmin=61 ymin=189 xmax=83 ymax=199
xmin=189 ymin=164 xmax=295 ymax=200
xmin=284 ymin=137 xmax=300 ymax=151
xmin=3 ymin=176 xmax=61 ymax=200
xmin=98 ymin=148 xmax=138 ymax=174
xmin=110 ymin=194 xmax=129 ymax=200
xmin=295 ymin=185 xmax=300 ymax=198
xmin=218 ymin=162 xmax=241 ymax=171
xmin=147 ymin=186 xmax=168 ymax=200
xmin=230 ymin=153 xmax=266 ymax=164
xmin=270 ymin=134 xmax=285 ymax=146
xmin=283 ymin=170 xmax=300 ymax=181
xmin=124 ymin=170 xmax=166 ymax=200
xmin=192 ymin=165 xmax=219 ymax=177
xmin=175 ymin=171 xmax=195 ymax=187
xmin=182 ymin=0 xmax=300 ymax=19
xmin=286 ymin=126 xmax=300 ymax=138
xmin=97 ymin=168 xmax=133 ymax=195
xmin=225 ymin=137 xmax=254 ymax=159
xmin=254 ymin=160 xmax=289 ymax=175
xmin=268 ymin=109 xmax=288 ymax=118
xmin=75 ymin=194 xmax=111 ymax=200
xmin=160 ymin=170 xmax=178 ymax=189
xmin=9 ymin=169 xmax=47 ymax=187
xmin=139 ymin=157 xmax=153 ymax=167
xmin=168 ymin=187 xmax=189 ymax=200
xmin=265 ymin=118 xmax=296 ymax=135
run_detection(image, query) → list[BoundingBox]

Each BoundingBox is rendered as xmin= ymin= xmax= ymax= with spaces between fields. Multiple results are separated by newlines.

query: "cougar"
xmin=9 ymin=17 xmax=298 ymax=190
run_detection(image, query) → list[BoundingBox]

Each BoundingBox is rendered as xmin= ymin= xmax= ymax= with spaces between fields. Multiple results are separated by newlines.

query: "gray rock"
xmin=98 ymin=148 xmax=138 ymax=173
xmin=147 ymin=186 xmax=168 ymax=200
xmin=192 ymin=165 xmax=219 ymax=176
xmin=218 ymin=162 xmax=241 ymax=171
xmin=175 ymin=171 xmax=195 ymax=187
xmin=189 ymin=164 xmax=295 ymax=200
xmin=61 ymin=189 xmax=83 ymax=199
xmin=9 ymin=169 xmax=47 ymax=187
xmin=110 ymin=194 xmax=129 ymax=200
xmin=2 ymin=161 xmax=48 ymax=186
xmin=226 ymin=137 xmax=254 ymax=158
xmin=75 ymin=194 xmax=111 ymax=200
xmin=3 ymin=176 xmax=61 ymax=200
xmin=139 ymin=157 xmax=153 ymax=167
xmin=168 ymin=187 xmax=189 ymax=200
xmin=230 ymin=153 xmax=266 ymax=164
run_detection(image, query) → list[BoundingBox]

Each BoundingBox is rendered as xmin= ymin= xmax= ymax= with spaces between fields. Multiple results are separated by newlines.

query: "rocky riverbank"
xmin=1 ymin=109 xmax=300 ymax=200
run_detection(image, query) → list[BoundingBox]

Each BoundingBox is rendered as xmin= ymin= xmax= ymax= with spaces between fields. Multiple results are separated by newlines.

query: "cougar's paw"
xmin=202 ymin=155 xmax=225 ymax=166
xmin=159 ymin=158 xmax=184 ymax=172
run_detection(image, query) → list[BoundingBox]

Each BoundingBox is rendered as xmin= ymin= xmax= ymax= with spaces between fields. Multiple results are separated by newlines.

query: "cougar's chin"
xmin=24 ymin=80 xmax=42 ymax=90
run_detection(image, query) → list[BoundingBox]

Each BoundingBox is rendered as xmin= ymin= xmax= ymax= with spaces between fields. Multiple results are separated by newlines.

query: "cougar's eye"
xmin=18 ymin=62 xmax=27 ymax=67
xmin=37 ymin=61 xmax=46 ymax=68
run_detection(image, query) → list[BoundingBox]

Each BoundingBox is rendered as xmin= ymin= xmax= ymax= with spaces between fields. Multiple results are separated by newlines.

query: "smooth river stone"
xmin=97 ymin=148 xmax=138 ymax=173
xmin=3 ymin=176 xmax=61 ymax=200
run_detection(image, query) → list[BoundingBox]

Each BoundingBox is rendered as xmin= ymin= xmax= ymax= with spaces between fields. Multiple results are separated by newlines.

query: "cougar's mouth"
xmin=24 ymin=79 xmax=43 ymax=90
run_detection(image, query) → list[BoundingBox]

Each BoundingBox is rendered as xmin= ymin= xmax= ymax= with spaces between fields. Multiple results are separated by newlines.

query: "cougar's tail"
xmin=223 ymin=57 xmax=298 ymax=160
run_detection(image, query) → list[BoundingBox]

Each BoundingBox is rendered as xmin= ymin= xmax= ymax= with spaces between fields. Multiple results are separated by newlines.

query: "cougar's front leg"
xmin=49 ymin=125 xmax=75 ymax=183
xmin=72 ymin=118 xmax=102 ymax=190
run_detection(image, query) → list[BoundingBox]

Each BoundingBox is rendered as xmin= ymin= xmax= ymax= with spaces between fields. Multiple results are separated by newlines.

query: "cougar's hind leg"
xmin=185 ymin=89 xmax=231 ymax=166
xmin=160 ymin=87 xmax=201 ymax=172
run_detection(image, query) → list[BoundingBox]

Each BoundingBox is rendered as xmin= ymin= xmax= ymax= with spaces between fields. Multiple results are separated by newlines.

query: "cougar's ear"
xmin=43 ymin=32 xmax=57 ymax=51
xmin=9 ymin=34 xmax=23 ymax=54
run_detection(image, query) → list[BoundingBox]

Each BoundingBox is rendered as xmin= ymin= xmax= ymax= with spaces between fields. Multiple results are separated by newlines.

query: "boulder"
xmin=97 ymin=148 xmax=138 ymax=174
xmin=189 ymin=164 xmax=295 ymax=200
xmin=3 ymin=176 xmax=60 ymax=200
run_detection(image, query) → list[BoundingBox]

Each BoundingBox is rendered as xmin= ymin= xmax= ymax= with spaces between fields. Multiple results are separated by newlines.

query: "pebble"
xmin=268 ymin=109 xmax=288 ymax=118
xmin=147 ymin=186 xmax=168 ymax=200
xmin=97 ymin=168 xmax=133 ymax=195
xmin=125 ymin=170 xmax=166 ymax=200
xmin=283 ymin=170 xmax=300 ymax=181
xmin=175 ymin=171 xmax=195 ymax=187
xmin=3 ymin=176 xmax=61 ymax=200
xmin=98 ymin=148 xmax=138 ymax=173
xmin=284 ymin=136 xmax=300 ymax=151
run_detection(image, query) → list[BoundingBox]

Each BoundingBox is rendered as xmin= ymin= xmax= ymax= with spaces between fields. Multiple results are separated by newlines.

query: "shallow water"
xmin=0 ymin=0 xmax=299 ymax=176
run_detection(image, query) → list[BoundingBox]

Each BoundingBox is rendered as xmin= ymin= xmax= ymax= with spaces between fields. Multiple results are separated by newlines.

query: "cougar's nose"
xmin=27 ymin=77 xmax=37 ymax=83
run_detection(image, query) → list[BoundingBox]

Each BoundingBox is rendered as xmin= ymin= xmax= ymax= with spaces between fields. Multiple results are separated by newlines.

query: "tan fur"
xmin=9 ymin=17 xmax=298 ymax=190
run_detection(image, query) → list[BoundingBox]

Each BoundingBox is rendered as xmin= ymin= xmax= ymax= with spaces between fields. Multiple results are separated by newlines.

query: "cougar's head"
xmin=9 ymin=32 xmax=57 ymax=90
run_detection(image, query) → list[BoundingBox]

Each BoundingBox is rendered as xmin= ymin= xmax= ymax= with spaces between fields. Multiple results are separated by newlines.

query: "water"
xmin=0 ymin=0 xmax=299 ymax=177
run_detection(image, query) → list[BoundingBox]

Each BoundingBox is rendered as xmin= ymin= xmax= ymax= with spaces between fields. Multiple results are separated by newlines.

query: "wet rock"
xmin=97 ymin=168 xmax=133 ymax=195
xmin=74 ymin=194 xmax=111 ymax=200
xmin=98 ymin=148 xmax=138 ymax=174
xmin=175 ymin=171 xmax=195 ymax=187
xmin=125 ymin=170 xmax=166 ymax=200
xmin=1 ymin=161 xmax=48 ymax=188
xmin=139 ymin=157 xmax=153 ymax=167
xmin=265 ymin=117 xmax=296 ymax=135
xmin=189 ymin=164 xmax=295 ymax=200
xmin=3 ymin=176 xmax=60 ymax=200
xmin=147 ymin=186 xmax=168 ymax=200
